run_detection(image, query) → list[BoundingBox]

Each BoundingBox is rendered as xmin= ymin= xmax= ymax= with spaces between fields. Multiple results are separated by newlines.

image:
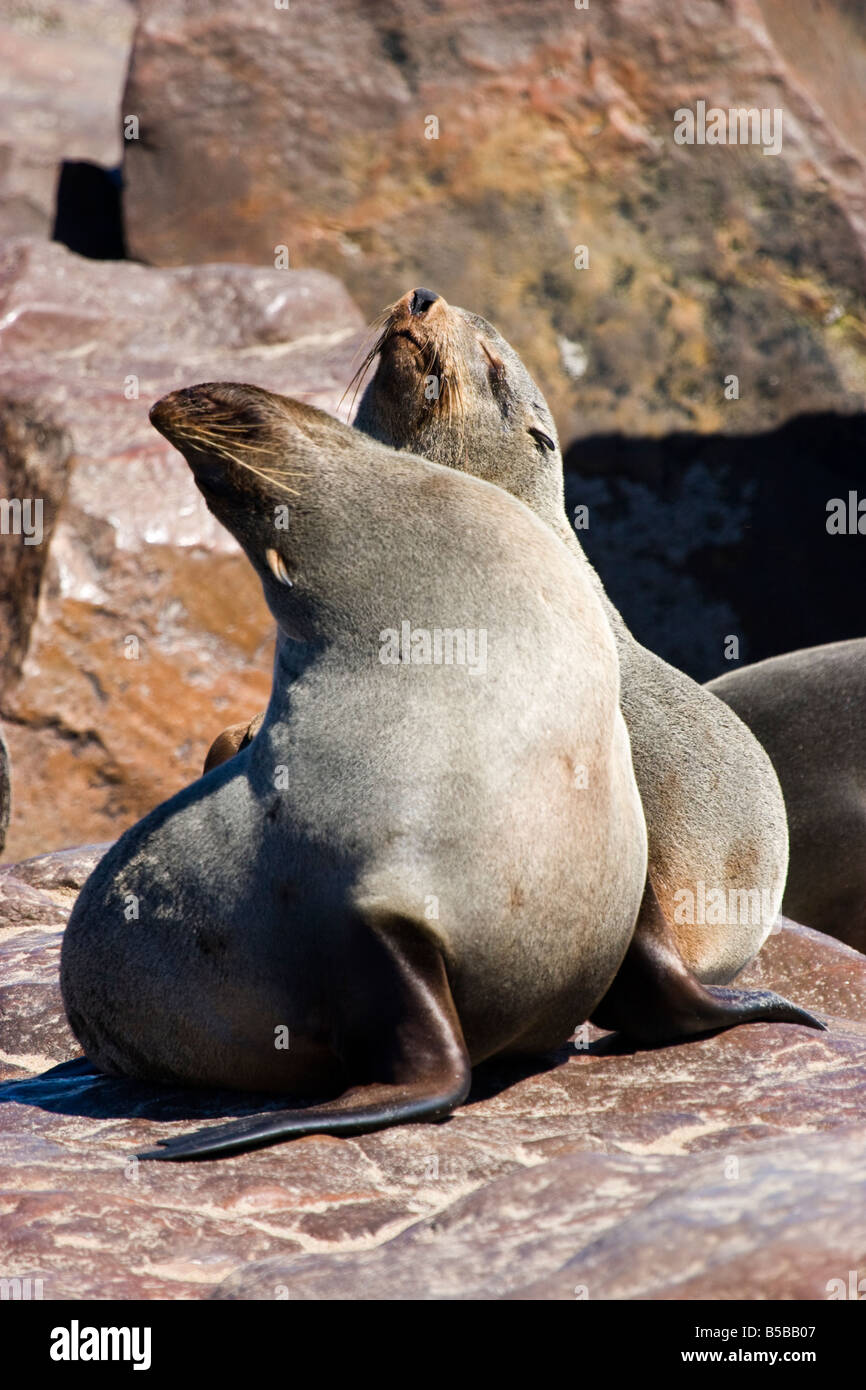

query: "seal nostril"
xmin=410 ymin=287 xmax=440 ymax=316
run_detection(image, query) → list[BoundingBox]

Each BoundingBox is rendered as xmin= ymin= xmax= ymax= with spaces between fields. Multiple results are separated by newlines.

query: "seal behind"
xmin=61 ymin=382 xmax=651 ymax=1159
xmin=352 ymin=290 xmax=819 ymax=1036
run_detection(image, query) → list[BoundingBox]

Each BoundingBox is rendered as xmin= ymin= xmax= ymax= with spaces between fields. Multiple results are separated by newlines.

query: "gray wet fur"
xmin=355 ymin=294 xmax=791 ymax=983
xmin=709 ymin=639 xmax=866 ymax=952
xmin=60 ymin=386 xmax=648 ymax=1103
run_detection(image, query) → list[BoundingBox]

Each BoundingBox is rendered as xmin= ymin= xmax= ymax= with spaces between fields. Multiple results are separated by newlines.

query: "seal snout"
xmin=149 ymin=385 xmax=220 ymax=443
xmin=148 ymin=384 xmax=251 ymax=497
xmin=379 ymin=287 xmax=448 ymax=358
xmin=409 ymin=287 xmax=440 ymax=316
xmin=148 ymin=392 xmax=177 ymax=436
xmin=150 ymin=383 xmax=251 ymax=433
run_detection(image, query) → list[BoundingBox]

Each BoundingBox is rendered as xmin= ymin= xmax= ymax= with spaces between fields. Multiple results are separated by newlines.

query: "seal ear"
xmin=528 ymin=425 xmax=556 ymax=452
xmin=519 ymin=397 xmax=557 ymax=454
xmin=477 ymin=336 xmax=509 ymax=399
xmin=265 ymin=548 xmax=293 ymax=586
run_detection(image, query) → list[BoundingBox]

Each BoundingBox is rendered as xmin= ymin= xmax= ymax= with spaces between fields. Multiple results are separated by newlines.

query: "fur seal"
xmin=61 ymin=381 xmax=653 ymax=1159
xmin=206 ymin=290 xmax=824 ymax=1049
xmin=349 ymin=290 xmax=826 ymax=1036
xmin=708 ymin=639 xmax=866 ymax=953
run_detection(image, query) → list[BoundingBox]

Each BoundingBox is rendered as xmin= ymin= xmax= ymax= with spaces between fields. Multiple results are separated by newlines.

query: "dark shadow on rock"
xmin=52 ymin=161 xmax=126 ymax=260
xmin=0 ymin=1057 xmax=301 ymax=1124
xmin=564 ymin=411 xmax=866 ymax=683
xmin=587 ymin=1029 xmax=721 ymax=1057
xmin=2 ymin=1048 xmax=585 ymax=1130
xmin=465 ymin=1046 xmax=577 ymax=1104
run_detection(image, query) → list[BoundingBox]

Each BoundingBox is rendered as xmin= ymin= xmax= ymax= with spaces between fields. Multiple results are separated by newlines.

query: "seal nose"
xmin=409 ymin=287 xmax=440 ymax=316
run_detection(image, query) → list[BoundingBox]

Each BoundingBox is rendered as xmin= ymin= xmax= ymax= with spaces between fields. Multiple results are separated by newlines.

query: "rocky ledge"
xmin=0 ymin=845 xmax=864 ymax=1300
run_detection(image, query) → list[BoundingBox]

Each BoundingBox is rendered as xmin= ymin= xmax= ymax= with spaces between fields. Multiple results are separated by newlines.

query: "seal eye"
xmin=528 ymin=427 xmax=555 ymax=452
xmin=266 ymin=548 xmax=293 ymax=586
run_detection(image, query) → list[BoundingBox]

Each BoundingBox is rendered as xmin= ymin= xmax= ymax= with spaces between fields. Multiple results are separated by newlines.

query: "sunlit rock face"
xmin=0 ymin=0 xmax=133 ymax=245
xmin=0 ymin=239 xmax=366 ymax=859
xmin=122 ymin=0 xmax=866 ymax=441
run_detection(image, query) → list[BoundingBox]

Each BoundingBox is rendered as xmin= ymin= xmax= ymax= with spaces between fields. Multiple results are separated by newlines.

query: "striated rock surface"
xmin=1 ymin=851 xmax=865 ymax=1302
xmin=0 ymin=239 xmax=366 ymax=859
xmin=122 ymin=0 xmax=866 ymax=440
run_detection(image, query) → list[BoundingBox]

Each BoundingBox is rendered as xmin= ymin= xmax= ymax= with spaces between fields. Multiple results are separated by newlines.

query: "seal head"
xmin=353 ymin=289 xmax=563 ymax=524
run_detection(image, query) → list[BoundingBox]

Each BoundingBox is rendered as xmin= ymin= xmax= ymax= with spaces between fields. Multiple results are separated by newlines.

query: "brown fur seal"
xmin=708 ymin=639 xmax=866 ymax=953
xmin=61 ymin=381 xmax=653 ymax=1159
xmin=348 ymin=290 xmax=824 ymax=1039
xmin=210 ymin=293 xmax=824 ymax=1032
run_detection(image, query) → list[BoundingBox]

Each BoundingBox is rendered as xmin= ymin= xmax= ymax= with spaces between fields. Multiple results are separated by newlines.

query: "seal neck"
xmin=549 ymin=508 xmax=633 ymax=650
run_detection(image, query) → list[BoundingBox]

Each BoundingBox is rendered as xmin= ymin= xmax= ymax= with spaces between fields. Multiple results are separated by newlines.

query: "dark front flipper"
xmin=590 ymin=882 xmax=826 ymax=1044
xmin=139 ymin=914 xmax=471 ymax=1161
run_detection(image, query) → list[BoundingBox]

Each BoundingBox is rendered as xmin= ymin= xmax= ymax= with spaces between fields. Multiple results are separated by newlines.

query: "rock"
xmin=565 ymin=411 xmax=866 ymax=682
xmin=0 ymin=724 xmax=9 ymax=855
xmin=0 ymin=400 xmax=71 ymax=692
xmin=218 ymin=1127 xmax=866 ymax=1303
xmin=1 ymin=859 xmax=865 ymax=1302
xmin=122 ymin=0 xmax=866 ymax=440
xmin=3 ymin=841 xmax=112 ymax=899
xmin=0 ymin=239 xmax=366 ymax=859
xmin=0 ymin=0 xmax=134 ymax=243
xmin=506 ymin=1127 xmax=866 ymax=1300
xmin=0 ymin=845 xmax=109 ymax=1072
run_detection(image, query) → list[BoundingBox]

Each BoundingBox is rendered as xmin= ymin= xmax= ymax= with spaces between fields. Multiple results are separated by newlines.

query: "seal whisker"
xmin=341 ymin=332 xmax=390 ymax=418
xmin=171 ymin=422 xmax=291 ymax=462
xmin=169 ymin=427 xmax=305 ymax=497
xmin=179 ymin=429 xmax=287 ymax=459
xmin=211 ymin=453 xmax=304 ymax=496
xmin=340 ymin=307 xmax=398 ymax=417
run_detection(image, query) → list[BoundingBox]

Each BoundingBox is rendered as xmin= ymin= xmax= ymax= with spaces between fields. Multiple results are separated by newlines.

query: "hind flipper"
xmin=590 ymin=882 xmax=825 ymax=1044
xmin=139 ymin=914 xmax=470 ymax=1161
xmin=138 ymin=1076 xmax=467 ymax=1161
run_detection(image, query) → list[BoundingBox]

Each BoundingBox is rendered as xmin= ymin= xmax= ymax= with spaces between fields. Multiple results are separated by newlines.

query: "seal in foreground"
xmin=61 ymin=382 xmax=650 ymax=1159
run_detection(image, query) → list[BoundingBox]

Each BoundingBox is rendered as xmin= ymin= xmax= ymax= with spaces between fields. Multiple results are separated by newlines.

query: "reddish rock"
xmin=507 ymin=1127 xmax=866 ymax=1300
xmin=1 ymin=860 xmax=865 ymax=1302
xmin=0 ymin=0 xmax=133 ymax=241
xmin=0 ymin=726 xmax=9 ymax=854
xmin=0 ymin=239 xmax=366 ymax=860
xmin=0 ymin=401 xmax=71 ymax=692
xmin=122 ymin=0 xmax=866 ymax=439
xmin=217 ymin=1127 xmax=866 ymax=1303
